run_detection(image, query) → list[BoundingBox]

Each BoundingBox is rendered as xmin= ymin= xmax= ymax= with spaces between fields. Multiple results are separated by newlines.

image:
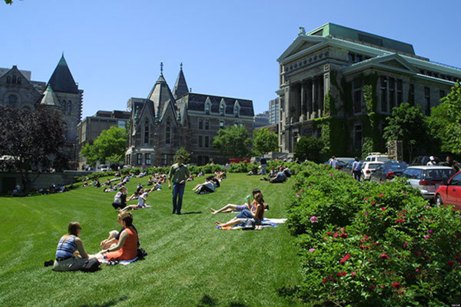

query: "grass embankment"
xmin=0 ymin=173 xmax=303 ymax=306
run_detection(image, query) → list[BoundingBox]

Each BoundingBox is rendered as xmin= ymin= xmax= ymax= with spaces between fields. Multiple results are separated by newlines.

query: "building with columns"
xmin=125 ymin=64 xmax=254 ymax=166
xmin=277 ymin=23 xmax=461 ymax=156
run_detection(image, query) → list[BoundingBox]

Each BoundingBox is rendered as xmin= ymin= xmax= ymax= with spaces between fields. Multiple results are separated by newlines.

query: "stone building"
xmin=125 ymin=64 xmax=254 ymax=166
xmin=0 ymin=55 xmax=83 ymax=168
xmin=277 ymin=23 xmax=461 ymax=156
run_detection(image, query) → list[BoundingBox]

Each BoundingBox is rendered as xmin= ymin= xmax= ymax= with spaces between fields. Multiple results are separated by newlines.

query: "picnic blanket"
xmin=100 ymin=257 xmax=138 ymax=265
xmin=216 ymin=218 xmax=287 ymax=230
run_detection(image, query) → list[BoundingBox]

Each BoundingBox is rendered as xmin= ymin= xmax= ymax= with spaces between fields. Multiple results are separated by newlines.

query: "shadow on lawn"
xmin=197 ymin=294 xmax=249 ymax=307
xmin=182 ymin=211 xmax=203 ymax=215
xmin=81 ymin=295 xmax=128 ymax=307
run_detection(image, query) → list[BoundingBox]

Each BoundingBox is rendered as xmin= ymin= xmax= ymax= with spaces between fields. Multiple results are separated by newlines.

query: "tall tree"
xmin=252 ymin=128 xmax=278 ymax=156
xmin=383 ymin=102 xmax=428 ymax=162
xmin=81 ymin=126 xmax=127 ymax=166
xmin=427 ymin=82 xmax=461 ymax=155
xmin=294 ymin=136 xmax=324 ymax=163
xmin=0 ymin=106 xmax=66 ymax=190
xmin=212 ymin=125 xmax=251 ymax=158
xmin=4 ymin=0 xmax=12 ymax=4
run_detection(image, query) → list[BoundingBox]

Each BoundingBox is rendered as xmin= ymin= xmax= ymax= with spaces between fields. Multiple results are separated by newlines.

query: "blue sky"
xmin=2 ymin=0 xmax=461 ymax=118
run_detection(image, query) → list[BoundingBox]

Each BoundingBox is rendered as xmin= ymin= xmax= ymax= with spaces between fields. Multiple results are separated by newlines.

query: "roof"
xmin=173 ymin=64 xmax=189 ymax=99
xmin=40 ymin=85 xmax=59 ymax=106
xmin=47 ymin=55 xmax=79 ymax=93
xmin=184 ymin=93 xmax=254 ymax=117
xmin=147 ymin=74 xmax=176 ymax=117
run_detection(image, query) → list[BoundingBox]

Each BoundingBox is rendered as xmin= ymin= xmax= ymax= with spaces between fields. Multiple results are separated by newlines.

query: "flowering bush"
xmin=286 ymin=163 xmax=461 ymax=305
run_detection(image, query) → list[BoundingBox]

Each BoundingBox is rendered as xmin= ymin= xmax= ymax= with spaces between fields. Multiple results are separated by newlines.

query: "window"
xmin=233 ymin=101 xmax=240 ymax=117
xmin=136 ymin=153 xmax=142 ymax=165
xmin=380 ymin=77 xmax=388 ymax=112
xmin=198 ymin=135 xmax=203 ymax=147
xmin=389 ymin=78 xmax=395 ymax=110
xmin=144 ymin=119 xmax=149 ymax=144
xmin=205 ymin=120 xmax=209 ymax=130
xmin=62 ymin=100 xmax=67 ymax=113
xmin=219 ymin=121 xmax=224 ymax=129
xmin=354 ymin=125 xmax=362 ymax=151
xmin=424 ymin=87 xmax=431 ymax=116
xmin=205 ymin=136 xmax=209 ymax=148
xmin=145 ymin=153 xmax=151 ymax=165
xmin=409 ymin=84 xmax=415 ymax=105
xmin=219 ymin=101 xmax=225 ymax=115
xmin=6 ymin=76 xmax=10 ymax=84
xmin=353 ymin=78 xmax=362 ymax=114
xmin=117 ymin=120 xmax=126 ymax=129
xmin=397 ymin=79 xmax=403 ymax=106
xmin=440 ymin=90 xmax=446 ymax=99
xmin=198 ymin=119 xmax=203 ymax=129
xmin=205 ymin=99 xmax=211 ymax=115
xmin=8 ymin=94 xmax=17 ymax=106
xmin=165 ymin=118 xmax=171 ymax=144
xmin=67 ymin=101 xmax=72 ymax=115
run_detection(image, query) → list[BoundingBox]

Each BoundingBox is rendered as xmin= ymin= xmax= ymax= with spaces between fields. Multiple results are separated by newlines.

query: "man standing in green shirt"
xmin=168 ymin=156 xmax=190 ymax=215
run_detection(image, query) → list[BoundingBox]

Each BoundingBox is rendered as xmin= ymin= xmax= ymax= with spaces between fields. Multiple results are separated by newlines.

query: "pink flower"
xmin=308 ymin=248 xmax=316 ymax=253
xmin=378 ymin=193 xmax=384 ymax=198
xmin=402 ymin=241 xmax=408 ymax=249
xmin=351 ymin=271 xmax=357 ymax=277
xmin=379 ymin=253 xmax=390 ymax=260
xmin=310 ymin=216 xmax=318 ymax=223
xmin=340 ymin=254 xmax=351 ymax=264
xmin=428 ymin=229 xmax=433 ymax=234
xmin=423 ymin=235 xmax=431 ymax=240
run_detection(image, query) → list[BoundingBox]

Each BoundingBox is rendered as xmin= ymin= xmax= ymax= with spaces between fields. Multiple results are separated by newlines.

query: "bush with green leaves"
xmin=286 ymin=163 xmax=461 ymax=305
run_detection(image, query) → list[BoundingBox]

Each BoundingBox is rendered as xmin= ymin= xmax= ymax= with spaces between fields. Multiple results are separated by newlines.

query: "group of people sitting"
xmin=51 ymin=211 xmax=140 ymax=272
xmin=260 ymin=165 xmax=291 ymax=183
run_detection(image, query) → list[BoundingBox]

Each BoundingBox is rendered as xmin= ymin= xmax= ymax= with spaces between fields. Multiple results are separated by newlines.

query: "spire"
xmin=173 ymin=62 xmax=189 ymax=99
xmin=160 ymin=62 xmax=163 ymax=76
xmin=48 ymin=54 xmax=79 ymax=93
xmin=147 ymin=68 xmax=175 ymax=118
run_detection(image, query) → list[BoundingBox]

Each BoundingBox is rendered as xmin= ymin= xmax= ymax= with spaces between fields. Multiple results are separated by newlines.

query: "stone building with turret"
xmin=0 ymin=55 xmax=83 ymax=168
xmin=277 ymin=23 xmax=461 ymax=156
xmin=126 ymin=64 xmax=254 ymax=166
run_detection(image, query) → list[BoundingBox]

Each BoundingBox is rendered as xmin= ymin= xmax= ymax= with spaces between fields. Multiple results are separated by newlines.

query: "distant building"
xmin=126 ymin=64 xmax=254 ymax=166
xmin=254 ymin=111 xmax=270 ymax=128
xmin=77 ymin=110 xmax=131 ymax=168
xmin=277 ymin=23 xmax=461 ymax=155
xmin=0 ymin=55 xmax=83 ymax=168
xmin=268 ymin=98 xmax=280 ymax=125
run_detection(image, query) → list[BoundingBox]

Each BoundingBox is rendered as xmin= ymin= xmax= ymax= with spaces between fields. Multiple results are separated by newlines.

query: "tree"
xmin=252 ymin=128 xmax=278 ymax=156
xmin=81 ymin=126 xmax=127 ymax=166
xmin=174 ymin=147 xmax=191 ymax=164
xmin=212 ymin=125 xmax=251 ymax=158
xmin=428 ymin=82 xmax=461 ymax=155
xmin=294 ymin=136 xmax=324 ymax=163
xmin=0 ymin=106 xmax=66 ymax=190
xmin=383 ymin=102 xmax=429 ymax=162
xmin=4 ymin=0 xmax=13 ymax=4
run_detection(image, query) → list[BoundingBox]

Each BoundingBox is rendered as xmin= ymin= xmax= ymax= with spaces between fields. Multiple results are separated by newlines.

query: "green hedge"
xmin=285 ymin=162 xmax=461 ymax=305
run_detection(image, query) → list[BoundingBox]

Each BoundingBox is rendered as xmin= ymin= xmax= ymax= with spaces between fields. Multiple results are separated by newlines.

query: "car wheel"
xmin=435 ymin=195 xmax=443 ymax=207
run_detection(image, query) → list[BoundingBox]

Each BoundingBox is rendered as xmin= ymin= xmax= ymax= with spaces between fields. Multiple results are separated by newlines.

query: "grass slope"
xmin=0 ymin=173 xmax=303 ymax=306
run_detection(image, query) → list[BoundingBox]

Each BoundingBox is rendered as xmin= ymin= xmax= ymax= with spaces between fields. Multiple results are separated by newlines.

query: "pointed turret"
xmin=40 ymin=85 xmax=59 ymax=106
xmin=147 ymin=62 xmax=176 ymax=118
xmin=48 ymin=54 xmax=79 ymax=93
xmin=173 ymin=63 xmax=189 ymax=99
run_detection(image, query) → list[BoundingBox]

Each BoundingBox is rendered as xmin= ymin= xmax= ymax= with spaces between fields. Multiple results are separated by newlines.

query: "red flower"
xmin=322 ymin=277 xmax=327 ymax=284
xmin=351 ymin=271 xmax=357 ymax=277
xmin=448 ymin=260 xmax=455 ymax=267
xmin=360 ymin=244 xmax=369 ymax=250
xmin=340 ymin=232 xmax=348 ymax=238
xmin=336 ymin=271 xmax=347 ymax=277
xmin=378 ymin=193 xmax=384 ymax=198
xmin=379 ymin=253 xmax=390 ymax=260
xmin=371 ymin=201 xmax=376 ymax=206
xmin=380 ymin=207 xmax=386 ymax=211
xmin=333 ymin=232 xmax=339 ymax=238
xmin=339 ymin=254 xmax=351 ymax=264
xmin=391 ymin=282 xmax=401 ymax=289
xmin=402 ymin=241 xmax=408 ymax=249
xmin=326 ymin=231 xmax=332 ymax=236
xmin=395 ymin=218 xmax=405 ymax=224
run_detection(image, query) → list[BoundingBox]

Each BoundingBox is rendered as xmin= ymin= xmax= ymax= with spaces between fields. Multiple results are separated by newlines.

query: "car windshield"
xmin=423 ymin=168 xmax=455 ymax=180
xmin=387 ymin=163 xmax=406 ymax=170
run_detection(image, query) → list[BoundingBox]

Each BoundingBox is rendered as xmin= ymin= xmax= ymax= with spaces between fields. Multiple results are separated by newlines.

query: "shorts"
xmin=236 ymin=205 xmax=247 ymax=211
xmin=237 ymin=209 xmax=254 ymax=219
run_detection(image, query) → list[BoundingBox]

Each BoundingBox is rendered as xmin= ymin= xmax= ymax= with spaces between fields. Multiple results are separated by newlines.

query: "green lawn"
xmin=0 ymin=173 xmax=304 ymax=306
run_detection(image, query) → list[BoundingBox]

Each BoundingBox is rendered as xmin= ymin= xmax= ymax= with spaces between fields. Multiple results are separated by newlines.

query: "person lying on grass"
xmin=211 ymin=188 xmax=262 ymax=214
xmin=215 ymin=191 xmax=266 ymax=230
xmin=192 ymin=176 xmax=217 ymax=194
xmin=53 ymin=222 xmax=96 ymax=271
xmin=96 ymin=212 xmax=139 ymax=262
xmin=120 ymin=192 xmax=150 ymax=211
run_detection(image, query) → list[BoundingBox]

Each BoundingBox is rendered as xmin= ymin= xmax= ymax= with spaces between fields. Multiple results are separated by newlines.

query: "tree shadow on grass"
xmin=197 ymin=294 xmax=248 ymax=307
xmin=182 ymin=211 xmax=203 ymax=215
xmin=80 ymin=295 xmax=128 ymax=307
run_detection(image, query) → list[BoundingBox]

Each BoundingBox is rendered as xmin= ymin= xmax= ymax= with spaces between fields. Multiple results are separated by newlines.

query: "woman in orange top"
xmin=99 ymin=212 xmax=138 ymax=261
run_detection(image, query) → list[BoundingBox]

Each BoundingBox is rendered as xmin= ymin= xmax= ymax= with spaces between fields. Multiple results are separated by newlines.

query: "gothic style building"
xmin=277 ymin=23 xmax=461 ymax=156
xmin=0 ymin=55 xmax=83 ymax=168
xmin=125 ymin=64 xmax=254 ymax=166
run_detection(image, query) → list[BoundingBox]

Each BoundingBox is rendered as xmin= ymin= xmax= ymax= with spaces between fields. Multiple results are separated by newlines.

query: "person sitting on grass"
xmin=192 ymin=176 xmax=217 ymax=194
xmin=120 ymin=192 xmax=150 ymax=211
xmin=97 ymin=212 xmax=139 ymax=262
xmin=215 ymin=192 xmax=266 ymax=230
xmin=112 ymin=186 xmax=128 ymax=210
xmin=211 ymin=188 xmax=262 ymax=214
xmin=127 ymin=185 xmax=143 ymax=201
xmin=52 ymin=222 xmax=96 ymax=271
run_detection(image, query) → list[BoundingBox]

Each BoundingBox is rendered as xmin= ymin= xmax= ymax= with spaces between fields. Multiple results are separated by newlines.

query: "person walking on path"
xmin=168 ymin=155 xmax=190 ymax=215
xmin=351 ymin=157 xmax=362 ymax=181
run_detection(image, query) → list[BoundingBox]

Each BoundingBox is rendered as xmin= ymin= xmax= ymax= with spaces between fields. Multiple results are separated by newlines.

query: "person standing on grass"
xmin=168 ymin=155 xmax=190 ymax=215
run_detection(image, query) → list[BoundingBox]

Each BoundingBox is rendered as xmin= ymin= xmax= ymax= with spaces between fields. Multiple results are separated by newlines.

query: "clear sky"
xmin=2 ymin=0 xmax=461 ymax=118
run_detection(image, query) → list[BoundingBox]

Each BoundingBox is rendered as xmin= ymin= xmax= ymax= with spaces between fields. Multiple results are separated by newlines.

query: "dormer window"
xmin=205 ymin=97 xmax=211 ymax=115
xmin=219 ymin=99 xmax=226 ymax=116
xmin=233 ymin=100 xmax=240 ymax=118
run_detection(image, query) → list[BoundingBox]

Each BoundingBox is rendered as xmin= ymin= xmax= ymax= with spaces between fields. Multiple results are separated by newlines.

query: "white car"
xmin=365 ymin=153 xmax=391 ymax=163
xmin=97 ymin=164 xmax=110 ymax=172
xmin=361 ymin=161 xmax=384 ymax=180
xmin=403 ymin=166 xmax=455 ymax=200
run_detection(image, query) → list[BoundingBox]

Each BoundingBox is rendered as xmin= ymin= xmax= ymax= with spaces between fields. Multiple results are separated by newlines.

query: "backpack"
xmin=81 ymin=258 xmax=101 ymax=272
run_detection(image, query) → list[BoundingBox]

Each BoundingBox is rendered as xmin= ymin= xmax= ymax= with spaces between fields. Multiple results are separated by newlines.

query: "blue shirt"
xmin=55 ymin=235 xmax=77 ymax=259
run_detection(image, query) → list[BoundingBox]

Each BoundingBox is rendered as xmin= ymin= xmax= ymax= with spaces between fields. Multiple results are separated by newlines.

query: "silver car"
xmin=403 ymin=166 xmax=455 ymax=200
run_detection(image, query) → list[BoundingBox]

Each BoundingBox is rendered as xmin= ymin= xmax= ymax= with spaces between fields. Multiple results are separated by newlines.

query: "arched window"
xmin=8 ymin=94 xmax=18 ymax=106
xmin=144 ymin=119 xmax=149 ymax=144
xmin=204 ymin=98 xmax=211 ymax=115
xmin=67 ymin=100 xmax=72 ymax=115
xmin=233 ymin=101 xmax=240 ymax=118
xmin=62 ymin=100 xmax=67 ymax=113
xmin=219 ymin=99 xmax=226 ymax=116
xmin=165 ymin=118 xmax=171 ymax=144
xmin=6 ymin=76 xmax=11 ymax=84
xmin=12 ymin=75 xmax=16 ymax=84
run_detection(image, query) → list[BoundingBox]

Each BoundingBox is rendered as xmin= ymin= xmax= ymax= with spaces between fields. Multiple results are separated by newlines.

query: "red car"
xmin=434 ymin=170 xmax=461 ymax=210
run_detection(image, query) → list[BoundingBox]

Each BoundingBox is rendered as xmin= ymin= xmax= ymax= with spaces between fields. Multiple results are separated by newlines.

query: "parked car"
xmin=365 ymin=152 xmax=391 ymax=163
xmin=97 ymin=164 xmax=109 ymax=172
xmin=361 ymin=161 xmax=384 ymax=180
xmin=403 ymin=166 xmax=455 ymax=200
xmin=435 ymin=170 xmax=461 ymax=210
xmin=369 ymin=161 xmax=408 ymax=182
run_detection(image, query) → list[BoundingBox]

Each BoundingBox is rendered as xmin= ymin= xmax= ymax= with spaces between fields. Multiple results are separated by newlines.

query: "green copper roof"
xmin=308 ymin=23 xmax=415 ymax=55
xmin=48 ymin=55 xmax=79 ymax=93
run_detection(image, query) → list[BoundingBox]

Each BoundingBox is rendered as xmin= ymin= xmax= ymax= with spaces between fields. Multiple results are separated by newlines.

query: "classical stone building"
xmin=0 ymin=55 xmax=83 ymax=168
xmin=277 ymin=23 xmax=461 ymax=156
xmin=125 ymin=64 xmax=254 ymax=166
